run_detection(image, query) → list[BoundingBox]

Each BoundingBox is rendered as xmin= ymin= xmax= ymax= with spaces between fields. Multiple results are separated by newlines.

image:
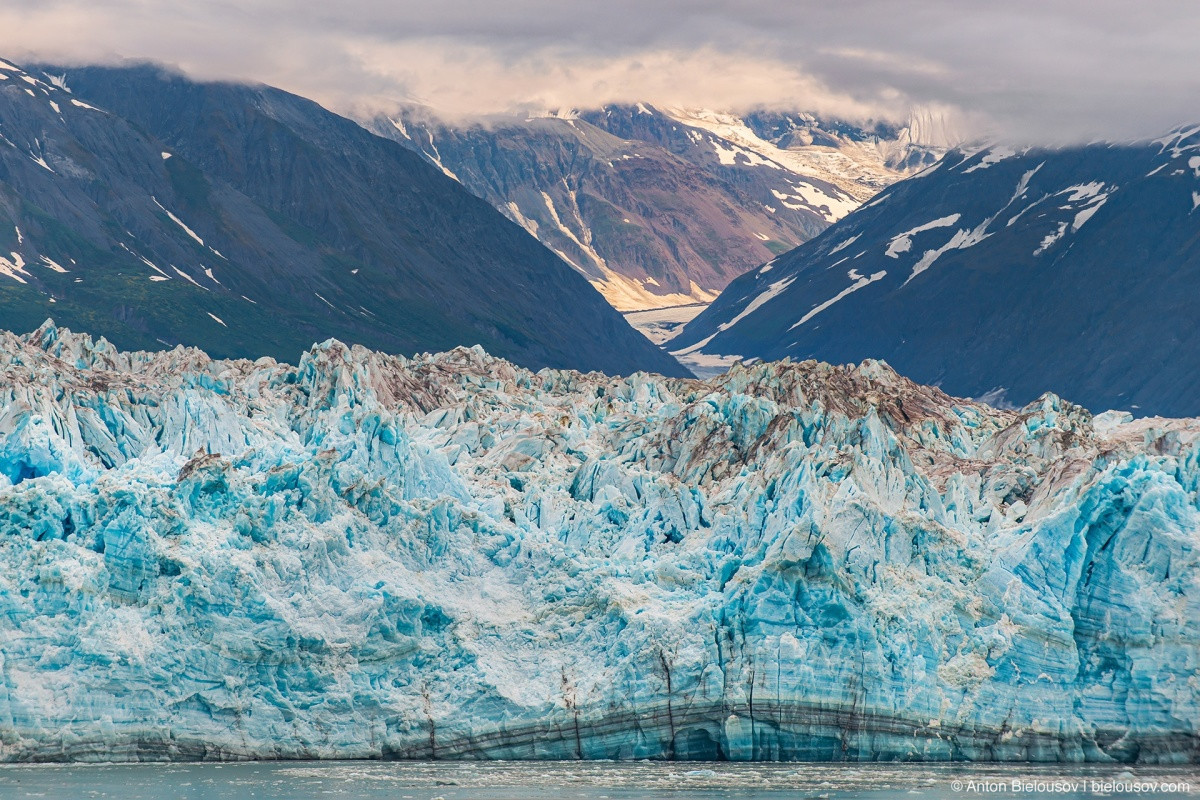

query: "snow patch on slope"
xmin=828 ymin=233 xmax=861 ymax=256
xmin=0 ymin=252 xmax=30 ymax=283
xmin=539 ymin=189 xmax=717 ymax=310
xmin=904 ymin=225 xmax=991 ymax=284
xmin=38 ymin=256 xmax=68 ymax=273
xmin=790 ymin=270 xmax=887 ymax=330
xmin=664 ymin=107 xmax=907 ymax=204
xmin=721 ymin=275 xmax=797 ymax=331
xmin=962 ymin=147 xmax=1018 ymax=173
xmin=669 ymin=274 xmax=798 ymax=373
xmin=152 ymin=198 xmax=206 ymax=247
xmin=885 ymin=215 xmax=961 ymax=258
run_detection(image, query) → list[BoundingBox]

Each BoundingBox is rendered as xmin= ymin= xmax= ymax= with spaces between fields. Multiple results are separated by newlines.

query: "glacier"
xmin=0 ymin=321 xmax=1197 ymax=763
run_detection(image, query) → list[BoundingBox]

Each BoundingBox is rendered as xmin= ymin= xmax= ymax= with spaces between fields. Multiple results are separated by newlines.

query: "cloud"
xmin=341 ymin=42 xmax=892 ymax=123
xmin=0 ymin=0 xmax=1197 ymax=142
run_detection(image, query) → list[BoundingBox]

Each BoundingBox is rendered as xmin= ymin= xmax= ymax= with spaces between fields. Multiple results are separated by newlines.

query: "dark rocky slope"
xmin=675 ymin=133 xmax=1200 ymax=414
xmin=0 ymin=60 xmax=685 ymax=376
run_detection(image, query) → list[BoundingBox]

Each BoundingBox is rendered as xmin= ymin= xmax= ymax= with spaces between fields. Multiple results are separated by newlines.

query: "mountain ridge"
xmin=673 ymin=131 xmax=1200 ymax=415
xmin=0 ymin=58 xmax=686 ymax=376
xmin=365 ymin=103 xmax=943 ymax=310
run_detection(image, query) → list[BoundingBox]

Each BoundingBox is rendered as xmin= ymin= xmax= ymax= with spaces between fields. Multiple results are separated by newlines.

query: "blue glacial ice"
xmin=0 ymin=321 xmax=1196 ymax=763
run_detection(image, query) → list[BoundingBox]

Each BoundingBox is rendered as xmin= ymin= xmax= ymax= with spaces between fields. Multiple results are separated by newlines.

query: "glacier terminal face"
xmin=0 ymin=322 xmax=1197 ymax=763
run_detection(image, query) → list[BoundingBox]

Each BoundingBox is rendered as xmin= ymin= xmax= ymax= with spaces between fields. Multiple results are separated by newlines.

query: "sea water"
xmin=0 ymin=762 xmax=1196 ymax=799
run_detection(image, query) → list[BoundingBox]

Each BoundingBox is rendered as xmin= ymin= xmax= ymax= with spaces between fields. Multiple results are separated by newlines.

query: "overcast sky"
xmin=1 ymin=1 xmax=1196 ymax=142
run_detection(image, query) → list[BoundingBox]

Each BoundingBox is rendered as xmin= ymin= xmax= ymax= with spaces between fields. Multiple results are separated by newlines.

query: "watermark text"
xmin=950 ymin=777 xmax=1192 ymax=794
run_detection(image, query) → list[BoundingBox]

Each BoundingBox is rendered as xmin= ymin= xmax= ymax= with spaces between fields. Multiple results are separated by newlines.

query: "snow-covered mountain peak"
xmin=662 ymin=106 xmax=936 ymax=202
xmin=368 ymin=103 xmax=943 ymax=311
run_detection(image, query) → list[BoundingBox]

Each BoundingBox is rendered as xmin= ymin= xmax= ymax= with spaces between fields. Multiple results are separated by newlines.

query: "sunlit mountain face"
xmin=367 ymin=104 xmax=944 ymax=311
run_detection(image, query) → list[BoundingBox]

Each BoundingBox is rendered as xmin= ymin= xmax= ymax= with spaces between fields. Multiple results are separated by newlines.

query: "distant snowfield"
xmin=623 ymin=303 xmax=708 ymax=346
xmin=623 ymin=301 xmax=749 ymax=379
xmin=663 ymin=107 xmax=923 ymax=203
xmin=672 ymin=349 xmax=745 ymax=379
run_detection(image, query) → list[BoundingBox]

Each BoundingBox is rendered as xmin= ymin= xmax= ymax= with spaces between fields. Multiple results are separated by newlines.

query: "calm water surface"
xmin=0 ymin=761 xmax=1196 ymax=799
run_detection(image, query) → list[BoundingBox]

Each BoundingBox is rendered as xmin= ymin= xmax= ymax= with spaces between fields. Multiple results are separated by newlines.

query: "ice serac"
xmin=0 ymin=322 xmax=1197 ymax=763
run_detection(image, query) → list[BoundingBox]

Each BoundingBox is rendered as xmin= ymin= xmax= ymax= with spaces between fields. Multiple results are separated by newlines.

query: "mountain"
xmin=672 ymin=130 xmax=1200 ymax=414
xmin=2 ymin=323 xmax=1197 ymax=762
xmin=0 ymin=59 xmax=685 ymax=376
xmin=365 ymin=105 xmax=943 ymax=310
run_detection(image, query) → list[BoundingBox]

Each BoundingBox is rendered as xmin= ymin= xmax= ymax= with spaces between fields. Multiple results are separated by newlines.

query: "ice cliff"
xmin=0 ymin=321 xmax=1197 ymax=763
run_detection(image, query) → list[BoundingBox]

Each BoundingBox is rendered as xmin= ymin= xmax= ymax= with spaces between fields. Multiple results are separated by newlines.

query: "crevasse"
xmin=0 ymin=321 xmax=1196 ymax=763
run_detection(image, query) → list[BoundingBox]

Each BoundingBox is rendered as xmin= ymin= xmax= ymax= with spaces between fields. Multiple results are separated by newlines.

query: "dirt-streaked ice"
xmin=0 ymin=322 xmax=1197 ymax=763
